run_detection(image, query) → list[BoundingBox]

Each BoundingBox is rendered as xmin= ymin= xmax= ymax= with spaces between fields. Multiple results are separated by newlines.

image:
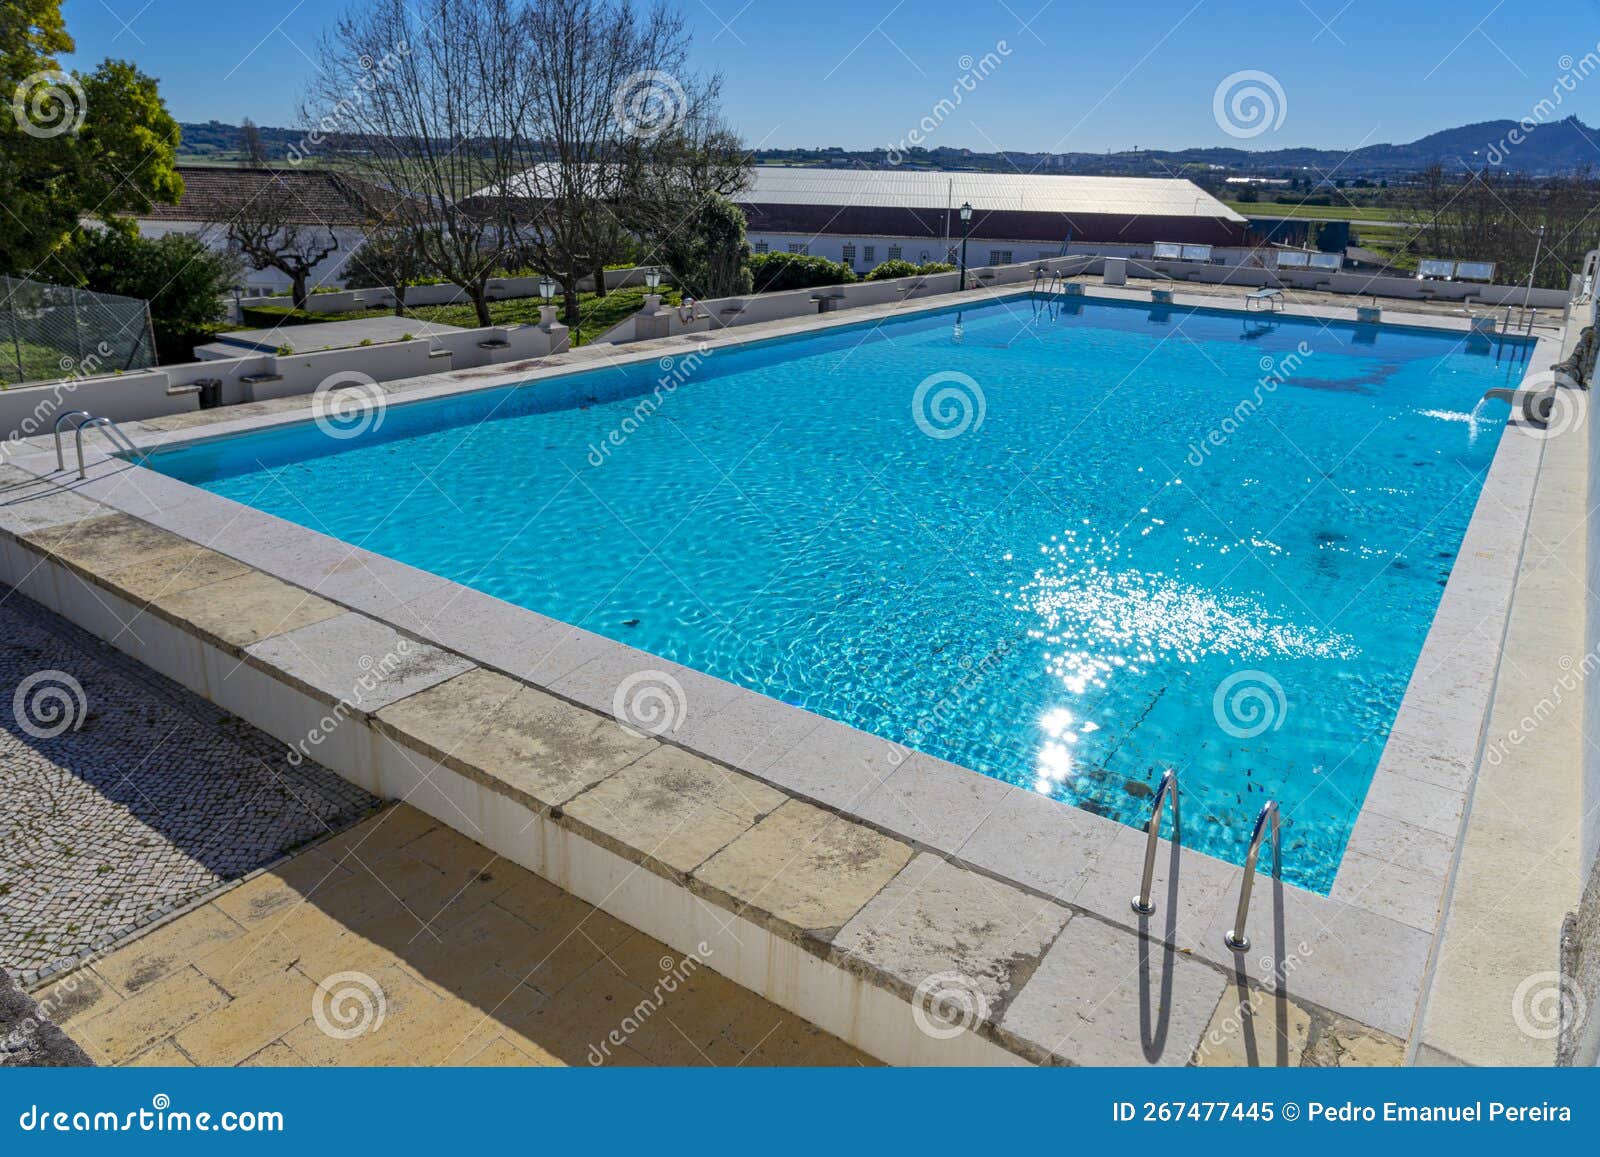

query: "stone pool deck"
xmin=0 ymin=283 xmax=1568 ymax=1065
xmin=30 ymin=805 xmax=870 ymax=1067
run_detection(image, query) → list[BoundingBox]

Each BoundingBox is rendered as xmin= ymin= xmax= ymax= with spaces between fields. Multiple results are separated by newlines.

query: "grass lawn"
xmin=1225 ymin=201 xmax=1415 ymax=223
xmin=239 ymin=284 xmax=680 ymax=347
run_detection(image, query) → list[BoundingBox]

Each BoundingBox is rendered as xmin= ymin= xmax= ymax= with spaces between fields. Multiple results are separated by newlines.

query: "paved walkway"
xmin=0 ymin=586 xmax=375 ymax=983
xmin=38 ymin=806 xmax=873 ymax=1067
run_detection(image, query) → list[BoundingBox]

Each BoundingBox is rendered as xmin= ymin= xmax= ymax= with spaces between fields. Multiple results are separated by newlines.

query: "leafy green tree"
xmin=69 ymin=227 xmax=239 ymax=362
xmin=864 ymin=259 xmax=955 ymax=281
xmin=663 ymin=195 xmax=752 ymax=300
xmin=1 ymin=0 xmax=183 ymax=276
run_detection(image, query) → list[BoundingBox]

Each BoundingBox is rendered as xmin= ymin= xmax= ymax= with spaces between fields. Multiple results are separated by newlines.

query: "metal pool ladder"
xmin=53 ymin=410 xmax=148 ymax=479
xmin=1223 ymin=800 xmax=1280 ymax=953
xmin=1131 ymin=770 xmax=1178 ymax=915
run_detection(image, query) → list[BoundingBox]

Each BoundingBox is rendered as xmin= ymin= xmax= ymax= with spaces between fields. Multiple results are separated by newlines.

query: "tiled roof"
xmin=137 ymin=166 xmax=400 ymax=226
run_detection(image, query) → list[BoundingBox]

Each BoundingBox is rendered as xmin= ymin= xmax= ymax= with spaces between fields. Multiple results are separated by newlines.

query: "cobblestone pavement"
xmin=0 ymin=585 xmax=377 ymax=984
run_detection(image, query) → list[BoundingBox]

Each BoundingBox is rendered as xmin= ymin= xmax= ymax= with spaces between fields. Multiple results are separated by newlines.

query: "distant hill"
xmin=176 ymin=116 xmax=1600 ymax=179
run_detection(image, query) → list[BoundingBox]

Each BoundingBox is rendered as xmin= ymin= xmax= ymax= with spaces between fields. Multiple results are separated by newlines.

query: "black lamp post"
xmin=958 ymin=201 xmax=974 ymax=291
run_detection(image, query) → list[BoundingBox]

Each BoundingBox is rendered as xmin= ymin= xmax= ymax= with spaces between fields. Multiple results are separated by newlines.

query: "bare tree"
xmin=343 ymin=228 xmax=428 ymax=316
xmin=305 ymin=0 xmax=523 ymax=326
xmin=500 ymin=0 xmax=729 ymax=325
xmin=214 ymin=171 xmax=342 ymax=309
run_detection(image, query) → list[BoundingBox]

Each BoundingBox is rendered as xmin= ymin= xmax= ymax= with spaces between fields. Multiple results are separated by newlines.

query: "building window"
xmin=752 ymin=240 xmax=769 ymax=254
xmin=989 ymin=249 xmax=1013 ymax=266
xmin=863 ymin=245 xmax=876 ymax=264
xmin=887 ymin=245 xmax=902 ymax=261
xmin=841 ymin=243 xmax=856 ymax=265
xmin=787 ymin=242 xmax=809 ymax=255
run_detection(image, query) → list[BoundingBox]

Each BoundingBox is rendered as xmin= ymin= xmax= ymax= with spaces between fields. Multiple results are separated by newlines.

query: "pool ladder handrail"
xmin=54 ymin=410 xmax=148 ymax=479
xmin=1130 ymin=770 xmax=1178 ymax=915
xmin=1223 ymin=799 xmax=1280 ymax=953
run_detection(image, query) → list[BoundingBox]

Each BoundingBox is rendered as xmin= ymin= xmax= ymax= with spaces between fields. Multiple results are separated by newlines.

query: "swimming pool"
xmin=149 ymin=297 xmax=1532 ymax=891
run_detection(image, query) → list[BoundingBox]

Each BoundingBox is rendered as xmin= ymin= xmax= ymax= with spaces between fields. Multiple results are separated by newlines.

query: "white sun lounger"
xmin=1246 ymin=287 xmax=1285 ymax=311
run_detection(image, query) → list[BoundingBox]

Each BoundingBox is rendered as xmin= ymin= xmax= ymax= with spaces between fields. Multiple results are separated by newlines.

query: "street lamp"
xmin=644 ymin=267 xmax=662 ymax=291
xmin=958 ymin=202 xmax=973 ymax=291
xmin=537 ymin=275 xmax=556 ymax=303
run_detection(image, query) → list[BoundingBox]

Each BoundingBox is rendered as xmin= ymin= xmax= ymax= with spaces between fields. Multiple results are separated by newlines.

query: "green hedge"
xmin=748 ymin=251 xmax=856 ymax=293
xmin=864 ymin=259 xmax=956 ymax=281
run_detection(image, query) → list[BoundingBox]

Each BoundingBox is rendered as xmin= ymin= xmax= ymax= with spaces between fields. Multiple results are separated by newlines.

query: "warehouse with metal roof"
xmin=737 ymin=166 xmax=1248 ymax=272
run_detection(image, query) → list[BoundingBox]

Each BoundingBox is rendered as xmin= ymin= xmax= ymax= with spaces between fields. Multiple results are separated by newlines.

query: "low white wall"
xmin=239 ymin=266 xmax=657 ymax=315
xmin=0 ymin=324 xmax=567 ymax=439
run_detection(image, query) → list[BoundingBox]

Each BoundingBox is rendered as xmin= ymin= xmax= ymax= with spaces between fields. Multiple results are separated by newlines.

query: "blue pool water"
xmin=149 ymin=297 xmax=1532 ymax=891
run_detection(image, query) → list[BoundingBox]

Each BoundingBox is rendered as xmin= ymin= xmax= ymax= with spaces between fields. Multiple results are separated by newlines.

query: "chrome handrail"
xmin=1223 ymin=800 xmax=1280 ymax=953
xmin=72 ymin=415 xmax=147 ymax=479
xmin=1130 ymin=770 xmax=1178 ymax=915
xmin=52 ymin=410 xmax=92 ymax=471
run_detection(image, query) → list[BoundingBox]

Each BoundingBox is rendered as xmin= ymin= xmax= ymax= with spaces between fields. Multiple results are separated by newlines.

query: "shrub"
xmin=68 ymin=227 xmax=240 ymax=364
xmin=864 ymin=259 xmax=955 ymax=281
xmin=748 ymin=251 xmax=855 ymax=294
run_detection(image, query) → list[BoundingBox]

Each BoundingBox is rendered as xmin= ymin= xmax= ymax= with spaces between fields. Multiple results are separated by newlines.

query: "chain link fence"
xmin=0 ymin=276 xmax=156 ymax=388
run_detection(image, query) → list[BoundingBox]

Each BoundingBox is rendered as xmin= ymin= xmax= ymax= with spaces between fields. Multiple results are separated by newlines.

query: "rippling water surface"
xmin=151 ymin=297 xmax=1532 ymax=890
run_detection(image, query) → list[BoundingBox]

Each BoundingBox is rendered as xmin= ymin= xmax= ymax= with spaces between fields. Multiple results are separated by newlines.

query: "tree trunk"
xmin=470 ymin=284 xmax=492 ymax=327
xmin=291 ymin=271 xmax=310 ymax=311
xmin=562 ymin=285 xmax=581 ymax=329
xmin=393 ymin=285 xmax=407 ymax=318
xmin=592 ymin=260 xmax=608 ymax=298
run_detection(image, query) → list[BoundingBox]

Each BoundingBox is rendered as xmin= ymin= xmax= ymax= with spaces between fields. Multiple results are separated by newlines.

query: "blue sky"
xmin=57 ymin=0 xmax=1600 ymax=152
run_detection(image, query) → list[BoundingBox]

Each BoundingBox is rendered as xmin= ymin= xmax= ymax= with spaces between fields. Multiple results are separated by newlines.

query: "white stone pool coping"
xmin=0 ymin=283 xmax=1558 ymax=1062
